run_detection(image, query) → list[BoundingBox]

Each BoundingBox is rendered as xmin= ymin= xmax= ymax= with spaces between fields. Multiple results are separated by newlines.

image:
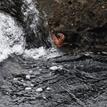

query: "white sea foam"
xmin=0 ymin=12 xmax=62 ymax=62
xmin=0 ymin=12 xmax=25 ymax=62
xmin=0 ymin=0 xmax=62 ymax=62
xmin=23 ymin=47 xmax=46 ymax=59
xmin=23 ymin=47 xmax=63 ymax=60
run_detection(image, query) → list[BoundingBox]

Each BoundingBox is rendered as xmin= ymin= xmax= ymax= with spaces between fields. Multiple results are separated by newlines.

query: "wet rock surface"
xmin=0 ymin=52 xmax=107 ymax=107
xmin=39 ymin=0 xmax=107 ymax=51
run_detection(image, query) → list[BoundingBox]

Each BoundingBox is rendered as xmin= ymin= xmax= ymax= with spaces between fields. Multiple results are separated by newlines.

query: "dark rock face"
xmin=1 ymin=53 xmax=107 ymax=107
xmin=0 ymin=0 xmax=51 ymax=49
xmin=48 ymin=0 xmax=107 ymax=51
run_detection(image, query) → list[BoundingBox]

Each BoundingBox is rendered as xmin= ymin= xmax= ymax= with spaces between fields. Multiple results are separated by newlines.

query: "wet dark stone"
xmin=46 ymin=0 xmax=107 ymax=51
xmin=0 ymin=53 xmax=107 ymax=107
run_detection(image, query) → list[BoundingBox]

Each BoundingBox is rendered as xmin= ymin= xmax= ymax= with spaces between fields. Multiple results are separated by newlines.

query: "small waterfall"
xmin=0 ymin=0 xmax=62 ymax=62
xmin=0 ymin=12 xmax=25 ymax=62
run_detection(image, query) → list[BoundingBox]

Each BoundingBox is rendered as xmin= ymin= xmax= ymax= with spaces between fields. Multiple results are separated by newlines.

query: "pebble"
xmin=84 ymin=53 xmax=90 ymax=56
xmin=50 ymin=66 xmax=58 ymax=71
xmin=50 ymin=65 xmax=63 ymax=71
xmin=36 ymin=88 xmax=43 ymax=92
xmin=26 ymin=75 xmax=30 ymax=79
xmin=25 ymin=87 xmax=32 ymax=90
xmin=46 ymin=87 xmax=51 ymax=90
xmin=13 ymin=78 xmax=18 ymax=81
xmin=31 ymin=84 xmax=34 ymax=87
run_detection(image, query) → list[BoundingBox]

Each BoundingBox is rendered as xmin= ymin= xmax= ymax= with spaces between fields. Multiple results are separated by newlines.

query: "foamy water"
xmin=0 ymin=12 xmax=61 ymax=62
xmin=23 ymin=47 xmax=63 ymax=60
xmin=23 ymin=47 xmax=46 ymax=59
xmin=0 ymin=0 xmax=62 ymax=62
xmin=0 ymin=12 xmax=25 ymax=62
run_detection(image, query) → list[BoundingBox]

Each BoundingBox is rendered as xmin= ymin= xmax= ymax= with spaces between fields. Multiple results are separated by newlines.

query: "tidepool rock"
xmin=40 ymin=0 xmax=107 ymax=51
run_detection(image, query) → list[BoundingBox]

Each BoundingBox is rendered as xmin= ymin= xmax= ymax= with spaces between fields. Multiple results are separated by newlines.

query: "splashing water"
xmin=0 ymin=12 xmax=61 ymax=62
xmin=23 ymin=47 xmax=63 ymax=60
xmin=0 ymin=0 xmax=62 ymax=62
xmin=0 ymin=12 xmax=25 ymax=62
xmin=23 ymin=47 xmax=46 ymax=59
